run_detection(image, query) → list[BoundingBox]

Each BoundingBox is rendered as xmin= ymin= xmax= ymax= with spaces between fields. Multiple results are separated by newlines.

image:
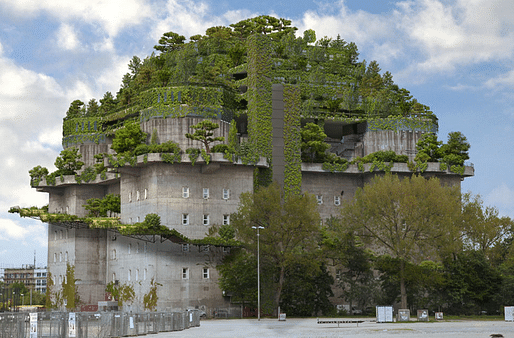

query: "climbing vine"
xmin=282 ymin=84 xmax=302 ymax=198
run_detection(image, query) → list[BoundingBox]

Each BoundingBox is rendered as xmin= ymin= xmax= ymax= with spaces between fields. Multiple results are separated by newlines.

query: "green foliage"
xmin=301 ymin=123 xmax=330 ymax=163
xmin=217 ymin=250 xmax=258 ymax=306
xmin=154 ymin=31 xmax=186 ymax=53
xmin=62 ymin=263 xmax=79 ymax=310
xmin=75 ymin=166 xmax=97 ymax=184
xmin=280 ymin=262 xmax=334 ymax=316
xmin=185 ymin=120 xmax=225 ymax=153
xmin=340 ymin=174 xmax=462 ymax=308
xmin=283 ymin=84 xmax=302 ymax=197
xmin=143 ymin=278 xmax=162 ymax=311
xmin=29 ymin=165 xmax=49 ymax=186
xmin=144 ymin=213 xmax=161 ymax=228
xmin=106 ymin=281 xmax=135 ymax=307
xmin=186 ymin=148 xmax=201 ymax=165
xmin=64 ymin=100 xmax=85 ymax=120
xmin=231 ymin=182 xmax=322 ymax=307
xmin=54 ymin=147 xmax=84 ymax=175
xmin=45 ymin=272 xmax=55 ymax=309
xmin=83 ymin=194 xmax=121 ymax=217
xmin=150 ymin=128 xmax=159 ymax=145
xmin=111 ymin=121 xmax=147 ymax=154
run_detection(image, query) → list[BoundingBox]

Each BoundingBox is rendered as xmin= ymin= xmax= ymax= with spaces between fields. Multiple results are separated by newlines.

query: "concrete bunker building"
xmin=32 ymin=32 xmax=473 ymax=313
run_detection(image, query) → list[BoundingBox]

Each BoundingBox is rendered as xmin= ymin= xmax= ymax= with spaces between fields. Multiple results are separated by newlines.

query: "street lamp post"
xmin=252 ymin=226 xmax=264 ymax=321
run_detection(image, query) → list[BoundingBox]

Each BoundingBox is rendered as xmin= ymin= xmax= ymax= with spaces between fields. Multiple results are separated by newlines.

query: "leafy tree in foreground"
xmin=231 ymin=182 xmax=322 ymax=309
xmin=300 ymin=122 xmax=329 ymax=163
xmin=339 ymin=174 xmax=462 ymax=309
xmin=83 ymin=194 xmax=121 ymax=217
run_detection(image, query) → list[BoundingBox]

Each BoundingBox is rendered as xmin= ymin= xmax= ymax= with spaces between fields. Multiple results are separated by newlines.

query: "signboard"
xmin=505 ymin=306 xmax=514 ymax=321
xmin=68 ymin=313 xmax=76 ymax=338
xmin=435 ymin=312 xmax=444 ymax=320
xmin=279 ymin=313 xmax=286 ymax=321
xmin=417 ymin=309 xmax=429 ymax=321
xmin=29 ymin=313 xmax=38 ymax=338
xmin=398 ymin=309 xmax=410 ymax=322
xmin=129 ymin=316 xmax=135 ymax=329
xmin=376 ymin=306 xmax=393 ymax=323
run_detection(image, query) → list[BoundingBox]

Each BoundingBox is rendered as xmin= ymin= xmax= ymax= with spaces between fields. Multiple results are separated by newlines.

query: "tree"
xmin=461 ymin=193 xmax=513 ymax=257
xmin=64 ymin=99 xmax=85 ymax=120
xmin=111 ymin=122 xmax=147 ymax=154
xmin=440 ymin=131 xmax=470 ymax=166
xmin=280 ymin=262 xmax=334 ymax=316
xmin=62 ymin=263 xmax=79 ymax=310
xmin=99 ymin=91 xmax=117 ymax=115
xmin=29 ymin=165 xmax=49 ymax=186
xmin=230 ymin=15 xmax=297 ymax=40
xmin=185 ymin=120 xmax=225 ymax=153
xmin=217 ymin=250 xmax=258 ymax=307
xmin=300 ymin=123 xmax=329 ymax=163
xmin=154 ymin=31 xmax=186 ymax=53
xmin=86 ymin=98 xmax=100 ymax=117
xmin=54 ymin=147 xmax=84 ymax=175
xmin=231 ymin=182 xmax=322 ymax=308
xmin=339 ymin=174 xmax=462 ymax=309
xmin=83 ymin=194 xmax=121 ymax=217
xmin=415 ymin=133 xmax=442 ymax=163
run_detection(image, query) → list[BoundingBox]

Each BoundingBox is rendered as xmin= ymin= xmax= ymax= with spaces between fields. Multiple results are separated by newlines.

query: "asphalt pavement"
xmin=155 ymin=318 xmax=514 ymax=337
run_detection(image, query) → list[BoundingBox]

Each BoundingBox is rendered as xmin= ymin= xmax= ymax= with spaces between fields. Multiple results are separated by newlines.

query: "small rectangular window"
xmin=182 ymin=268 xmax=189 ymax=279
xmin=334 ymin=196 xmax=341 ymax=206
xmin=203 ymin=188 xmax=209 ymax=199
xmin=316 ymin=195 xmax=323 ymax=205
xmin=182 ymin=214 xmax=189 ymax=225
xmin=223 ymin=189 xmax=230 ymax=200
xmin=136 ymin=191 xmax=140 ymax=201
xmin=203 ymin=268 xmax=209 ymax=279
xmin=182 ymin=187 xmax=189 ymax=198
xmin=182 ymin=244 xmax=190 ymax=252
xmin=129 ymin=192 xmax=132 ymax=203
xmin=223 ymin=214 xmax=230 ymax=225
xmin=144 ymin=189 xmax=148 ymax=199
xmin=203 ymin=214 xmax=210 ymax=226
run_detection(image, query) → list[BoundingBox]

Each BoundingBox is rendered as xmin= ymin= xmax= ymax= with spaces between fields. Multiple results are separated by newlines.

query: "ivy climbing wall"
xmin=247 ymin=34 xmax=274 ymax=187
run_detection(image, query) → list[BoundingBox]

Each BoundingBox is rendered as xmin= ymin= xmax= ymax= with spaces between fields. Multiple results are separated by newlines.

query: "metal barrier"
xmin=0 ymin=309 xmax=201 ymax=338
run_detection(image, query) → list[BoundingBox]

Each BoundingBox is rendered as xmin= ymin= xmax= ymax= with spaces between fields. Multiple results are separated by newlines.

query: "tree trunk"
xmin=400 ymin=260 xmax=408 ymax=309
xmin=274 ymin=265 xmax=285 ymax=312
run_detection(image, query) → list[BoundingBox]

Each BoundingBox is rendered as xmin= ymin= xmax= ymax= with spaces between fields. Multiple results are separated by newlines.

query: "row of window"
xmin=53 ymin=252 xmax=68 ymax=263
xmin=181 ymin=214 xmax=230 ymax=226
xmin=181 ymin=267 xmax=210 ymax=280
xmin=181 ymin=244 xmax=230 ymax=254
xmin=53 ymin=229 xmax=69 ymax=240
xmin=128 ymin=188 xmax=231 ymax=202
xmin=316 ymin=195 xmax=342 ymax=206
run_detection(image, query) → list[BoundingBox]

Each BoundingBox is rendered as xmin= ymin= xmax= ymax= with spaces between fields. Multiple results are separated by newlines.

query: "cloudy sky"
xmin=1 ymin=0 xmax=513 ymax=268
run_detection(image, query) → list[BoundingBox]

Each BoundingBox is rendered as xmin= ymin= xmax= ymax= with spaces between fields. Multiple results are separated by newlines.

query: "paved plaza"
xmin=157 ymin=318 xmax=513 ymax=337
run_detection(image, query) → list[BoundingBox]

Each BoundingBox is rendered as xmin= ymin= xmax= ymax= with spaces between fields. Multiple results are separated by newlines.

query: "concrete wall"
xmin=120 ymin=161 xmax=254 ymax=239
xmin=140 ymin=117 xmax=230 ymax=152
xmin=362 ymin=130 xmax=424 ymax=161
xmin=48 ymin=183 xmax=119 ymax=217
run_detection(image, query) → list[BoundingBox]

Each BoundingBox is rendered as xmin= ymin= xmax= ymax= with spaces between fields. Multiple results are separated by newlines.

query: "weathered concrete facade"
xmin=41 ymin=111 xmax=473 ymax=314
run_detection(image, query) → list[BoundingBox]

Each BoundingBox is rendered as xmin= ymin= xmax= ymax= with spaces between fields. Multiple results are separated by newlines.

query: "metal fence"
xmin=0 ymin=310 xmax=201 ymax=338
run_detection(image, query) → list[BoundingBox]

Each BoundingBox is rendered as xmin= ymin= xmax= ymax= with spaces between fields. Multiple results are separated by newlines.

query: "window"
xmin=316 ymin=195 xmax=323 ymax=205
xmin=223 ymin=214 xmax=230 ymax=225
xmin=129 ymin=192 xmax=132 ymax=203
xmin=144 ymin=242 xmax=147 ymax=253
xmin=334 ymin=196 xmax=341 ymax=206
xmin=136 ymin=243 xmax=139 ymax=253
xmin=203 ymin=188 xmax=209 ymax=199
xmin=223 ymin=247 xmax=230 ymax=254
xmin=59 ymin=252 xmax=62 ymax=262
xmin=53 ymin=253 xmax=57 ymax=263
xmin=182 ymin=214 xmax=189 ymax=225
xmin=182 ymin=244 xmax=190 ymax=252
xmin=144 ymin=189 xmax=148 ymax=200
xmin=136 ymin=269 xmax=139 ymax=281
xmin=223 ymin=189 xmax=230 ymax=200
xmin=128 ymin=270 xmax=131 ymax=281
xmin=144 ymin=268 xmax=147 ymax=280
xmin=112 ymin=249 xmax=116 ymax=260
xmin=201 ymin=245 xmax=210 ymax=252
xmin=182 ymin=187 xmax=189 ymax=198
xmin=203 ymin=268 xmax=209 ymax=279
xmin=182 ymin=268 xmax=189 ymax=279
xmin=54 ymin=231 xmax=57 ymax=240
xmin=128 ymin=244 xmax=131 ymax=254
xmin=136 ymin=190 xmax=140 ymax=201
xmin=65 ymin=251 xmax=68 ymax=262
xmin=203 ymin=214 xmax=210 ymax=226
xmin=113 ymin=273 xmax=116 ymax=283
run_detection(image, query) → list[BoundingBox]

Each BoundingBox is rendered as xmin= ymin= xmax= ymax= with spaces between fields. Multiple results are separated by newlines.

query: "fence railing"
xmin=0 ymin=310 xmax=201 ymax=338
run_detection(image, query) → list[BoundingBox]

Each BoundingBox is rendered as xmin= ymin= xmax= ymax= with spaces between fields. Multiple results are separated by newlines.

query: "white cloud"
xmin=56 ymin=23 xmax=80 ymax=51
xmin=0 ymin=218 xmax=47 ymax=246
xmin=485 ymin=183 xmax=514 ymax=218
xmin=1 ymin=0 xmax=153 ymax=37
xmin=484 ymin=69 xmax=514 ymax=89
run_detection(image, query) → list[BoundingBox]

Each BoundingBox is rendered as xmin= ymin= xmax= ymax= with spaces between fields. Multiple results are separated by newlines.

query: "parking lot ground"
xmin=156 ymin=318 xmax=514 ymax=338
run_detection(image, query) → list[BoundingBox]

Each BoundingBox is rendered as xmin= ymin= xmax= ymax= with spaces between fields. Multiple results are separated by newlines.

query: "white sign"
xmin=68 ymin=313 xmax=76 ymax=338
xmin=376 ymin=306 xmax=393 ymax=323
xmin=129 ymin=316 xmax=134 ymax=329
xmin=505 ymin=306 xmax=514 ymax=321
xmin=29 ymin=313 xmax=38 ymax=338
